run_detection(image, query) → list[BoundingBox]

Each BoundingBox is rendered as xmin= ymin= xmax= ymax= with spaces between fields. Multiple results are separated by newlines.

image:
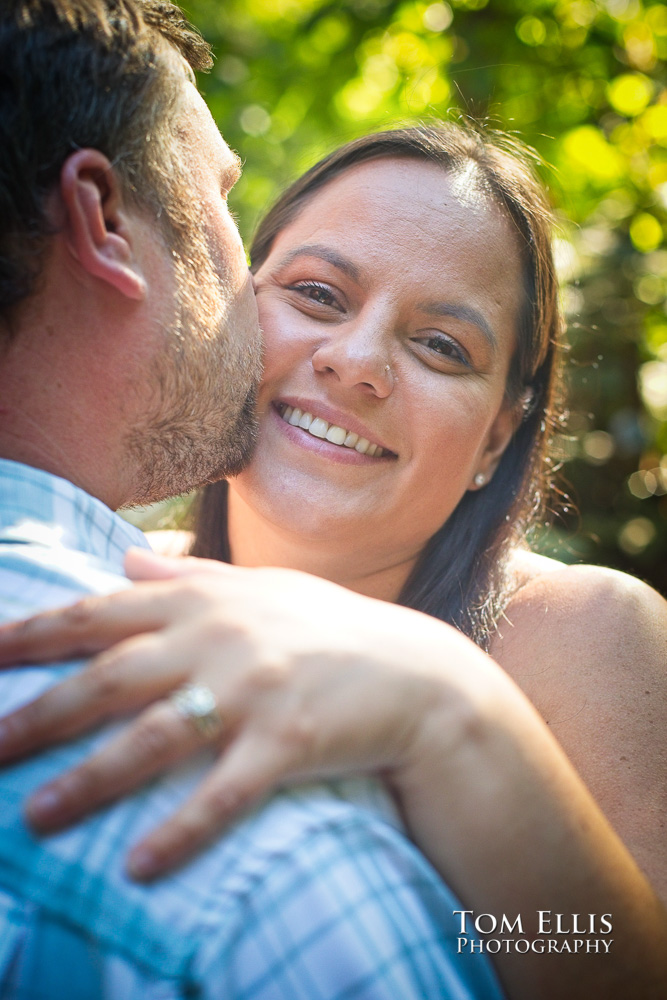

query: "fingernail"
xmin=26 ymin=787 xmax=64 ymax=826
xmin=127 ymin=846 xmax=158 ymax=881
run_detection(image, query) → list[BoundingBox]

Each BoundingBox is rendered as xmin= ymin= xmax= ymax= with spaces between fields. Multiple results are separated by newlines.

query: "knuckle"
xmin=56 ymin=766 xmax=98 ymax=807
xmin=62 ymin=598 xmax=100 ymax=630
xmin=7 ymin=615 xmax=40 ymax=642
xmin=179 ymin=576 xmax=218 ymax=607
xmin=5 ymin=614 xmax=52 ymax=655
xmin=278 ymin=714 xmax=316 ymax=756
xmin=86 ymin=656 xmax=124 ymax=700
xmin=0 ymin=711 xmax=28 ymax=747
xmin=10 ymin=697 xmax=49 ymax=740
xmin=243 ymin=660 xmax=289 ymax=696
xmin=203 ymin=782 xmax=247 ymax=820
xmin=199 ymin=616 xmax=234 ymax=646
xmin=129 ymin=710 xmax=173 ymax=759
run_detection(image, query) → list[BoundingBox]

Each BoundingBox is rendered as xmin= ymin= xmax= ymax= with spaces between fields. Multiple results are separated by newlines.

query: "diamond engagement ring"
xmin=169 ymin=683 xmax=224 ymax=741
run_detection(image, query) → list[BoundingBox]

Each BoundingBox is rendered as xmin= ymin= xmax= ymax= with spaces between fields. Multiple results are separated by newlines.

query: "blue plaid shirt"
xmin=0 ymin=459 xmax=504 ymax=1000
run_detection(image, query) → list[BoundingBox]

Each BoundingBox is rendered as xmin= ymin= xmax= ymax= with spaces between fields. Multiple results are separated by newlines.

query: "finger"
xmin=0 ymin=633 xmax=186 ymax=762
xmin=125 ymin=547 xmax=232 ymax=581
xmin=24 ymin=698 xmax=211 ymax=833
xmin=0 ymin=583 xmax=191 ymax=667
xmin=126 ymin=735 xmax=295 ymax=880
xmin=0 ymin=597 xmax=122 ymax=665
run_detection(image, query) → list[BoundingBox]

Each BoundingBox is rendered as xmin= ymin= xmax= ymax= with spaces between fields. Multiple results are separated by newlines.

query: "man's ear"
xmin=58 ymin=148 xmax=147 ymax=301
xmin=469 ymin=398 xmax=521 ymax=491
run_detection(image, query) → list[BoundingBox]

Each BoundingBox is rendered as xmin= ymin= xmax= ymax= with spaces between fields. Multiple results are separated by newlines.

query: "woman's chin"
xmin=229 ymin=470 xmax=370 ymax=542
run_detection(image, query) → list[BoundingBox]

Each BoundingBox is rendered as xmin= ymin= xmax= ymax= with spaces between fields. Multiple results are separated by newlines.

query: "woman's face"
xmin=232 ymin=157 xmax=525 ymax=574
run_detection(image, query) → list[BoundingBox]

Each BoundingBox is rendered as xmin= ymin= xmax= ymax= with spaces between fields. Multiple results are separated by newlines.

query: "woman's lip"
xmin=273 ymin=397 xmax=396 ymax=456
xmin=269 ymin=405 xmax=395 ymax=464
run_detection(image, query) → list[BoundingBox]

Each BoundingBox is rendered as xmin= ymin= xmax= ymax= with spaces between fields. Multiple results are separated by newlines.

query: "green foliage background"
xmin=183 ymin=0 xmax=667 ymax=593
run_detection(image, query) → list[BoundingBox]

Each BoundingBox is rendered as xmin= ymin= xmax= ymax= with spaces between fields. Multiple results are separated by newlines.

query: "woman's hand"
xmin=1 ymin=549 xmax=666 ymax=999
xmin=0 ymin=548 xmax=466 ymax=879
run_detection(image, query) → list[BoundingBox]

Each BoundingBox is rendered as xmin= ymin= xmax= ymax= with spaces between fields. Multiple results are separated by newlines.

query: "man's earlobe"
xmin=59 ymin=149 xmax=147 ymax=301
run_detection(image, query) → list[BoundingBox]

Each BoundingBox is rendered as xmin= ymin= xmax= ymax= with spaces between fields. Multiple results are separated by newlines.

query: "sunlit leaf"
xmin=607 ymin=73 xmax=653 ymax=116
xmin=630 ymin=212 xmax=664 ymax=252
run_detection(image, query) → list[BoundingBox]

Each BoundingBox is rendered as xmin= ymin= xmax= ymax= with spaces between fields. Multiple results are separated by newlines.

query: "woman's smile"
xmin=272 ymin=398 xmax=398 ymax=463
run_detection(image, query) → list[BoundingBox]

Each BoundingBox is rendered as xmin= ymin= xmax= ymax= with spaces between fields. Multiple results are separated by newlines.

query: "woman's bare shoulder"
xmin=146 ymin=529 xmax=194 ymax=558
xmin=494 ymin=547 xmax=667 ymax=690
xmin=500 ymin=548 xmax=667 ymax=647
xmin=493 ymin=549 xmax=667 ymax=894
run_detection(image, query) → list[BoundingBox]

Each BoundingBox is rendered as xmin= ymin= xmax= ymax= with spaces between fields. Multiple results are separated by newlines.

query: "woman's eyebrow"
xmin=275 ymin=244 xmax=361 ymax=281
xmin=419 ymin=301 xmax=497 ymax=352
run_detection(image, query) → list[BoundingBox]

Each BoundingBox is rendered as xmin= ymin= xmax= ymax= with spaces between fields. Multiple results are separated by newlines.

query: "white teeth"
xmin=326 ymin=425 xmax=347 ymax=445
xmin=278 ymin=405 xmax=388 ymax=457
xmin=309 ymin=417 xmax=329 ymax=439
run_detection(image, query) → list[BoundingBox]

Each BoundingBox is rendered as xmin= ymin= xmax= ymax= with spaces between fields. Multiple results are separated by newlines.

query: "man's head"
xmin=0 ymin=0 xmax=262 ymax=506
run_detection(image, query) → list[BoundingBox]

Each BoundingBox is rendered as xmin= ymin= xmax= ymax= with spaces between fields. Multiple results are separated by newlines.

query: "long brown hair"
xmin=192 ymin=123 xmax=564 ymax=648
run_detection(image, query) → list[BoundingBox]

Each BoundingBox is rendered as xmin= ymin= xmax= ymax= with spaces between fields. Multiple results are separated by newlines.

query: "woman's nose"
xmin=311 ymin=314 xmax=394 ymax=397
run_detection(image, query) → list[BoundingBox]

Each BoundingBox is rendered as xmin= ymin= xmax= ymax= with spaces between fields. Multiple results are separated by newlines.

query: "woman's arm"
xmin=492 ymin=562 xmax=667 ymax=900
xmin=0 ymin=549 xmax=664 ymax=999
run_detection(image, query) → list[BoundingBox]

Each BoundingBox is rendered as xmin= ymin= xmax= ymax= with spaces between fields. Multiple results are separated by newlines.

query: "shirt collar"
xmin=0 ymin=458 xmax=148 ymax=572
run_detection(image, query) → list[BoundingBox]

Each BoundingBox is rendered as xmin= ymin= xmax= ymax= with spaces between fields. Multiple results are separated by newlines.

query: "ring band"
xmin=169 ymin=683 xmax=224 ymax=741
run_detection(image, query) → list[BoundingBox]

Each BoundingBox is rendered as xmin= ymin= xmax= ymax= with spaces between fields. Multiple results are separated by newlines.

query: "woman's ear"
xmin=469 ymin=396 xmax=523 ymax=491
xmin=58 ymin=148 xmax=147 ymax=301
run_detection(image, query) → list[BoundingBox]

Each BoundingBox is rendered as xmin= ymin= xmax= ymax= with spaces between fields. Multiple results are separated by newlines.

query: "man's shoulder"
xmin=0 ymin=539 xmax=132 ymax=618
xmin=0 ymin=770 xmax=445 ymax=981
xmin=0 ymin=459 xmax=148 ymax=612
xmin=0 ymin=643 xmax=503 ymax=998
xmin=183 ymin=778 xmax=504 ymax=998
xmin=0 ymin=768 xmax=504 ymax=997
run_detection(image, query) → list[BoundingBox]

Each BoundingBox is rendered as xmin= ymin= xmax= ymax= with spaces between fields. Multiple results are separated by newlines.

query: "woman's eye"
xmin=289 ymin=281 xmax=339 ymax=309
xmin=413 ymin=333 xmax=469 ymax=367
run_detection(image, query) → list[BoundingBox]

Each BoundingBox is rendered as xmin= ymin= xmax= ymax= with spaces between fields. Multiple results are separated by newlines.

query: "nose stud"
xmin=381 ymin=362 xmax=396 ymax=388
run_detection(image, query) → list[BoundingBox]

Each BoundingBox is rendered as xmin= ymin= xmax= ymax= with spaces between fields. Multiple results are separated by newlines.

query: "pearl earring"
xmin=474 ymin=473 xmax=486 ymax=487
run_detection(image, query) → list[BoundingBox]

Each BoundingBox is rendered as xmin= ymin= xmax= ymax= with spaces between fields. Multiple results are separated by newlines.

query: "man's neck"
xmin=0 ymin=304 xmax=130 ymax=510
xmin=0 ymin=424 xmax=93 ymax=496
xmin=0 ymin=398 xmax=128 ymax=513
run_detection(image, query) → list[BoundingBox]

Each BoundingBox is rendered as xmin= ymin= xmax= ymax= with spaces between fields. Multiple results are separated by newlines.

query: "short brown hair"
xmin=193 ymin=124 xmax=565 ymax=647
xmin=0 ymin=0 xmax=212 ymax=328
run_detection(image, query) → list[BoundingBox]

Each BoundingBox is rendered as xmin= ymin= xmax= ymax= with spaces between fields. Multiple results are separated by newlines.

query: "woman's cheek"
xmin=258 ymin=303 xmax=311 ymax=378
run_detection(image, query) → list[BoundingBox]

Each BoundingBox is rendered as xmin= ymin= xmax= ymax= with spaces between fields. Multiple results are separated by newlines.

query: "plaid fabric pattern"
xmin=0 ymin=459 xmax=504 ymax=999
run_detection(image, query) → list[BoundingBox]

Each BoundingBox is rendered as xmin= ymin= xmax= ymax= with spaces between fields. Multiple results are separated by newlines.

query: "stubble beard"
xmin=122 ymin=217 xmax=262 ymax=509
